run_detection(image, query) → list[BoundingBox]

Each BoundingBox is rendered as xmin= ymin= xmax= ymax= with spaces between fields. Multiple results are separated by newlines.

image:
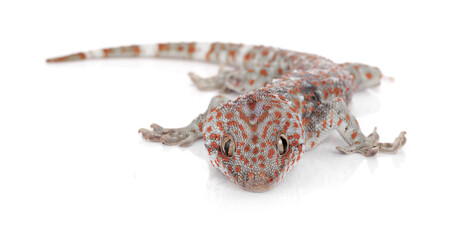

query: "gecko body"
xmin=47 ymin=42 xmax=406 ymax=192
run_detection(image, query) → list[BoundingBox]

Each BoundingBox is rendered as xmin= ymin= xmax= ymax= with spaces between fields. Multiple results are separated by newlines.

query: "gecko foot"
xmin=188 ymin=66 xmax=227 ymax=91
xmin=138 ymin=123 xmax=200 ymax=147
xmin=336 ymin=127 xmax=407 ymax=157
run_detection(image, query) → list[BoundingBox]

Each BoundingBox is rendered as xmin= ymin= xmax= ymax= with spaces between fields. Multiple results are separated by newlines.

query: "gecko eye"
xmin=277 ymin=134 xmax=289 ymax=155
xmin=221 ymin=134 xmax=235 ymax=157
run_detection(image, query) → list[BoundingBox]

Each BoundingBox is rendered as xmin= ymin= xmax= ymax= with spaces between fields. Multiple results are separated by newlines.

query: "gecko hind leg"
xmin=188 ymin=66 xmax=228 ymax=91
xmin=139 ymin=95 xmax=230 ymax=147
xmin=189 ymin=64 xmax=287 ymax=93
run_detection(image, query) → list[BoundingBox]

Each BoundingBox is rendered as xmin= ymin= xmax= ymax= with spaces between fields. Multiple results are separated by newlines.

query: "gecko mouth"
xmin=240 ymin=179 xmax=275 ymax=193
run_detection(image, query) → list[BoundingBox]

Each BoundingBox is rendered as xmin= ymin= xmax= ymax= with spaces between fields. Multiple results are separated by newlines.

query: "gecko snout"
xmin=240 ymin=178 xmax=274 ymax=192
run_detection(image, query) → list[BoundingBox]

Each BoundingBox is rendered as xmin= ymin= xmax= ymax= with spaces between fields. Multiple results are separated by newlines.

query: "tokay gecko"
xmin=47 ymin=42 xmax=407 ymax=192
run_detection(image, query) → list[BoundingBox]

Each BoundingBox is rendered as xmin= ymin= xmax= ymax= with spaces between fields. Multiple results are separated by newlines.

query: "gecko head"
xmin=203 ymin=90 xmax=305 ymax=192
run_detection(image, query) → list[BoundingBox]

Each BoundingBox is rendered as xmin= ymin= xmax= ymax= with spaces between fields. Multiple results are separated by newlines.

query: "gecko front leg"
xmin=139 ymin=95 xmax=230 ymax=146
xmin=304 ymin=97 xmax=407 ymax=156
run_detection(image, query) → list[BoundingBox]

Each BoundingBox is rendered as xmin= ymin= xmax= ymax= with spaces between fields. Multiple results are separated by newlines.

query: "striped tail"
xmin=46 ymin=42 xmax=252 ymax=66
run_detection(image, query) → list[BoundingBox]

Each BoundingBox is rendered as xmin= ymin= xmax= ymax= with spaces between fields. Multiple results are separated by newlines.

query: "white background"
xmin=1 ymin=1 xmax=448 ymax=239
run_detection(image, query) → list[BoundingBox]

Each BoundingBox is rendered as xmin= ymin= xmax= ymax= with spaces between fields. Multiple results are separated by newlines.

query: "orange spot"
xmin=268 ymin=149 xmax=275 ymax=159
xmin=293 ymin=133 xmax=300 ymax=139
xmin=249 ymin=101 xmax=256 ymax=111
xmin=252 ymin=136 xmax=258 ymax=145
xmin=293 ymin=99 xmax=301 ymax=109
xmin=177 ymin=46 xmax=184 ymax=51
xmin=260 ymin=171 xmax=266 ymax=179
xmin=323 ymin=89 xmax=328 ymax=99
xmin=244 ymin=145 xmax=251 ymax=152
xmin=366 ymin=72 xmax=372 ymax=79
xmin=260 ymin=69 xmax=267 ymax=77
xmin=228 ymin=50 xmax=236 ymax=60
xmin=158 ymin=43 xmax=170 ymax=51
xmin=244 ymin=158 xmax=249 ymax=165
xmin=207 ymin=126 xmax=212 ymax=133
xmin=206 ymin=44 xmax=215 ymax=61
xmin=249 ymin=79 xmax=255 ymax=86
xmin=311 ymin=142 xmax=315 ymax=148
xmin=278 ymin=68 xmax=283 ymax=75
xmin=225 ymin=112 xmax=234 ymax=119
xmin=227 ymin=121 xmax=238 ymax=126
xmin=131 ymin=45 xmax=140 ymax=56
xmin=244 ymin=53 xmax=250 ymax=61
xmin=253 ymin=147 xmax=259 ymax=155
xmin=235 ymin=165 xmax=241 ymax=172
xmin=188 ymin=43 xmax=195 ymax=53
xmin=259 ymin=163 xmax=265 ymax=168
xmin=278 ymin=95 xmax=286 ymax=101
xmin=351 ymin=132 xmax=358 ymax=139
xmin=251 ymin=125 xmax=258 ymax=132
xmin=275 ymin=111 xmax=282 ymax=119
xmin=322 ymin=120 xmax=327 ymax=129
xmin=337 ymin=119 xmax=343 ymax=127
xmin=257 ymin=111 xmax=269 ymax=124
xmin=248 ymin=172 xmax=254 ymax=179
xmin=210 ymin=142 xmax=218 ymax=149
xmin=217 ymin=121 xmax=224 ymax=131
xmin=103 ymin=48 xmax=113 ymax=57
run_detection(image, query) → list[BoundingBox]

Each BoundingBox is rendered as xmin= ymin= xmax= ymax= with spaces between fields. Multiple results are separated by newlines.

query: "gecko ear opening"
xmin=221 ymin=134 xmax=235 ymax=157
xmin=277 ymin=134 xmax=289 ymax=155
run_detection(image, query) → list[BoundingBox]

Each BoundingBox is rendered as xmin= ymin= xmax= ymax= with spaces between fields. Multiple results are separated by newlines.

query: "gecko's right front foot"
xmin=138 ymin=123 xmax=201 ymax=147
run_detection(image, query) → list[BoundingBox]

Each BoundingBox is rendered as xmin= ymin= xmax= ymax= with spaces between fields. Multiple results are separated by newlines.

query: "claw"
xmin=336 ymin=145 xmax=379 ymax=157
xmin=138 ymin=128 xmax=163 ymax=142
xmin=378 ymin=131 xmax=407 ymax=153
xmin=150 ymin=123 xmax=164 ymax=131
xmin=367 ymin=127 xmax=379 ymax=141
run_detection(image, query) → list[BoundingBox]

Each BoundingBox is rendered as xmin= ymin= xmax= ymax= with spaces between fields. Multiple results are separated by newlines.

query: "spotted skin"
xmin=47 ymin=42 xmax=407 ymax=192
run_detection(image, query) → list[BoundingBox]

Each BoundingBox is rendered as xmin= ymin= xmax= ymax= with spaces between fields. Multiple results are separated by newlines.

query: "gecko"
xmin=47 ymin=42 xmax=407 ymax=192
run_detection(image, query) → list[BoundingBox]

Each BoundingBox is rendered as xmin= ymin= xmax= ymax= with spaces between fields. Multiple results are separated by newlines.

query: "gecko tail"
xmin=46 ymin=52 xmax=88 ymax=63
xmin=46 ymin=45 xmax=146 ymax=63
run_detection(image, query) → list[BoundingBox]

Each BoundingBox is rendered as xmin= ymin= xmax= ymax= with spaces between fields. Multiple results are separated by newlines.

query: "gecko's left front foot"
xmin=336 ymin=128 xmax=407 ymax=157
xmin=138 ymin=123 xmax=201 ymax=147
